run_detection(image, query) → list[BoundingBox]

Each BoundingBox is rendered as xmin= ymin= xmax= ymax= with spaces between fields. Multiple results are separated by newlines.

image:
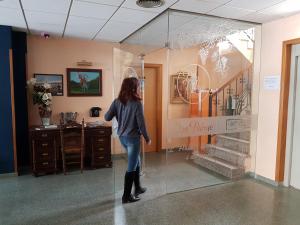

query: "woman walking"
xmin=105 ymin=77 xmax=151 ymax=204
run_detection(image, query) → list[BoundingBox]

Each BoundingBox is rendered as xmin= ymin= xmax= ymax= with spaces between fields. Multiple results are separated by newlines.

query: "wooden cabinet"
xmin=85 ymin=127 xmax=112 ymax=169
xmin=29 ymin=126 xmax=112 ymax=176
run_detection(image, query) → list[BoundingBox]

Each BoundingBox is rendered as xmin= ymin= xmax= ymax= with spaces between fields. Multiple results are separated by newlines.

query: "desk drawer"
xmin=92 ymin=136 xmax=107 ymax=145
xmin=94 ymin=154 xmax=111 ymax=164
xmin=88 ymin=128 xmax=111 ymax=136
xmin=35 ymin=161 xmax=55 ymax=170
xmin=35 ymin=151 xmax=54 ymax=162
xmin=33 ymin=131 xmax=57 ymax=140
xmin=93 ymin=145 xmax=106 ymax=153
xmin=36 ymin=140 xmax=55 ymax=152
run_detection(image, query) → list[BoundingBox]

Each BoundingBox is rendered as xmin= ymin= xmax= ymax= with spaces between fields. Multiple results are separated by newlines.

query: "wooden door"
xmin=144 ymin=67 xmax=157 ymax=152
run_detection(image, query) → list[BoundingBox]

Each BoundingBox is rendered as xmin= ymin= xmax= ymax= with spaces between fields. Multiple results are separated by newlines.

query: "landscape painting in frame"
xmin=67 ymin=68 xmax=102 ymax=96
xmin=34 ymin=74 xmax=63 ymax=96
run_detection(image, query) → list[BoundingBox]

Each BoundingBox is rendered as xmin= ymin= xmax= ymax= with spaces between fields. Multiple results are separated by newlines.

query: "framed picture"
xmin=67 ymin=68 xmax=102 ymax=96
xmin=34 ymin=74 xmax=63 ymax=96
xmin=170 ymin=74 xmax=190 ymax=104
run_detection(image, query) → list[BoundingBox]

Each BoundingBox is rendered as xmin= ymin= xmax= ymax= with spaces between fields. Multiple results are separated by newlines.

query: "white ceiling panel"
xmin=25 ymin=11 xmax=67 ymax=25
xmin=70 ymin=1 xmax=118 ymax=19
xmin=204 ymin=0 xmax=232 ymax=3
xmin=65 ymin=16 xmax=106 ymax=39
xmin=75 ymin=0 xmax=124 ymax=7
xmin=208 ymin=6 xmax=255 ymax=19
xmin=25 ymin=11 xmax=66 ymax=36
xmin=96 ymin=21 xmax=141 ymax=42
xmin=29 ymin=23 xmax=64 ymax=36
xmin=259 ymin=0 xmax=300 ymax=17
xmin=0 ymin=0 xmax=21 ymax=9
xmin=169 ymin=12 xmax=198 ymax=31
xmin=111 ymin=7 xmax=157 ymax=24
xmin=122 ymin=0 xmax=178 ymax=13
xmin=21 ymin=0 xmax=71 ymax=14
xmin=171 ymin=0 xmax=224 ymax=14
xmin=240 ymin=12 xmax=280 ymax=23
xmin=0 ymin=7 xmax=26 ymax=28
xmin=226 ymin=0 xmax=285 ymax=11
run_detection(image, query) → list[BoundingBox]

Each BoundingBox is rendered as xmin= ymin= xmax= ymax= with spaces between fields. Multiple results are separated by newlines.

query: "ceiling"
xmin=0 ymin=0 xmax=300 ymax=43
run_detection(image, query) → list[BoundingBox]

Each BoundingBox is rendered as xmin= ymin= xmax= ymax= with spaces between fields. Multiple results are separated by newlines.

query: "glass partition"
xmin=120 ymin=9 xmax=261 ymax=195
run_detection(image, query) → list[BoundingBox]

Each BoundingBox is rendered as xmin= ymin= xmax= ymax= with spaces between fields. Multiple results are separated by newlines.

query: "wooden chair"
xmin=60 ymin=119 xmax=85 ymax=175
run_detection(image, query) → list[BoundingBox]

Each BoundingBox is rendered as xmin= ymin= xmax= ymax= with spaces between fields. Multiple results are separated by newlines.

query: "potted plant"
xmin=27 ymin=78 xmax=53 ymax=126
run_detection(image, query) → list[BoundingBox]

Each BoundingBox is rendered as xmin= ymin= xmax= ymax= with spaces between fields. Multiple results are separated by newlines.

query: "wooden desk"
xmin=29 ymin=125 xmax=112 ymax=176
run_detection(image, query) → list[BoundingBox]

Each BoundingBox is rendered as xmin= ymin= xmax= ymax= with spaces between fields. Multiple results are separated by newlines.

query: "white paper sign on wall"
xmin=264 ymin=76 xmax=280 ymax=90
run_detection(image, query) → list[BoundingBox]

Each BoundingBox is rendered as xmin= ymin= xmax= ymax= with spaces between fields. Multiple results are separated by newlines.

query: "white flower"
xmin=45 ymin=101 xmax=50 ymax=106
xmin=43 ymin=83 xmax=51 ymax=89
xmin=27 ymin=78 xmax=37 ymax=86
xmin=31 ymin=78 xmax=37 ymax=84
xmin=42 ymin=93 xmax=49 ymax=101
xmin=47 ymin=93 xmax=52 ymax=100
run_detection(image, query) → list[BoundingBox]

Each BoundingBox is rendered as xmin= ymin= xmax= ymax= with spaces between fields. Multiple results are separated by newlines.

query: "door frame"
xmin=144 ymin=63 xmax=163 ymax=151
xmin=276 ymin=38 xmax=300 ymax=182
xmin=9 ymin=49 xmax=18 ymax=175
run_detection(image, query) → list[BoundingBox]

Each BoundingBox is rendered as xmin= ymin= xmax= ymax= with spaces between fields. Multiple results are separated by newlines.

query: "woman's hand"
xmin=146 ymin=139 xmax=151 ymax=145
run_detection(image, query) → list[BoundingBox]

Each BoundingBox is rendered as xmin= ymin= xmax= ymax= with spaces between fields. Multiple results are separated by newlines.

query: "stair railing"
xmin=208 ymin=66 xmax=252 ymax=143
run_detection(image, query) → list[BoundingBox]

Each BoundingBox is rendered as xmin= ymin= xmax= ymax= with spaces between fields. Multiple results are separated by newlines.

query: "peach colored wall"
xmin=255 ymin=13 xmax=300 ymax=181
xmin=27 ymin=35 xmax=118 ymax=125
xmin=145 ymin=47 xmax=205 ymax=149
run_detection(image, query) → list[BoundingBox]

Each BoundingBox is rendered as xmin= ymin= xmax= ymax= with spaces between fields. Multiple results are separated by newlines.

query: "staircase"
xmin=191 ymin=65 xmax=253 ymax=179
xmin=194 ymin=132 xmax=250 ymax=179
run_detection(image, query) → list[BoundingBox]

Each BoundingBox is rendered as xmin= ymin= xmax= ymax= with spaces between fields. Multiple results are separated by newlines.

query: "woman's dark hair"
xmin=118 ymin=77 xmax=141 ymax=104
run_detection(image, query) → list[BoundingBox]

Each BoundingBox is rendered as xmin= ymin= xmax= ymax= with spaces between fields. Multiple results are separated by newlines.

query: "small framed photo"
xmin=34 ymin=74 xmax=64 ymax=96
xmin=170 ymin=74 xmax=191 ymax=104
xmin=67 ymin=68 xmax=102 ymax=97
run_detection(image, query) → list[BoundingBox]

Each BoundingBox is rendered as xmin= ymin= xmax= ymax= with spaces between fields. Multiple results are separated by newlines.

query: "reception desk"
xmin=29 ymin=125 xmax=112 ymax=176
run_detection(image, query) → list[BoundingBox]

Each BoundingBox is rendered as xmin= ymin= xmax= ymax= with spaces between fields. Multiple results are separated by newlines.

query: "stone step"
xmin=206 ymin=144 xmax=248 ymax=167
xmin=216 ymin=135 xmax=250 ymax=154
xmin=223 ymin=131 xmax=251 ymax=141
xmin=193 ymin=154 xmax=245 ymax=179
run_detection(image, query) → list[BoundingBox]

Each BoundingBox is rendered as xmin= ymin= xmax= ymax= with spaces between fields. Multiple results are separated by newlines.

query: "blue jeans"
xmin=119 ymin=136 xmax=141 ymax=172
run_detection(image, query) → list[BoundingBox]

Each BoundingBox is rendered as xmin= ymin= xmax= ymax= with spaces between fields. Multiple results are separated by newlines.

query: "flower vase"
xmin=39 ymin=107 xmax=52 ymax=126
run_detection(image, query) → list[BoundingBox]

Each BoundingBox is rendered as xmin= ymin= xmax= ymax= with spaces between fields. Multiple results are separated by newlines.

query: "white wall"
xmin=255 ymin=13 xmax=300 ymax=181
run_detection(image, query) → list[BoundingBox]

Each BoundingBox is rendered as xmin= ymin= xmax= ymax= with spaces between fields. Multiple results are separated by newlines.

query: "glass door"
xmin=165 ymin=10 xmax=260 ymax=193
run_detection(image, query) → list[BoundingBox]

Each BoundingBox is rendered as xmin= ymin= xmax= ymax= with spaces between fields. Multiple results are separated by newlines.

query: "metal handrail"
xmin=208 ymin=66 xmax=252 ymax=143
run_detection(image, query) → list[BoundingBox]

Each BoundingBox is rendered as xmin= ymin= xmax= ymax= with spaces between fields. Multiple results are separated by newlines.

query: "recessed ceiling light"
xmin=136 ymin=0 xmax=165 ymax=8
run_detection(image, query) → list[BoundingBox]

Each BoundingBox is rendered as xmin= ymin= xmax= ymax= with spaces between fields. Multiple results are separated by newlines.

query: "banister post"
xmin=208 ymin=90 xmax=213 ymax=144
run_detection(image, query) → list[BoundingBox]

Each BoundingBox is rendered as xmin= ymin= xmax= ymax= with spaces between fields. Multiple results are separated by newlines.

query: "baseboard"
xmin=244 ymin=172 xmax=279 ymax=187
xmin=0 ymin=172 xmax=17 ymax=178
xmin=245 ymin=171 xmax=255 ymax=178
xmin=254 ymin=174 xmax=279 ymax=187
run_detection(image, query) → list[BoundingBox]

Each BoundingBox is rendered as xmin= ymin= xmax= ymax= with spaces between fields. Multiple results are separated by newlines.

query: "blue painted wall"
xmin=0 ymin=26 xmax=14 ymax=174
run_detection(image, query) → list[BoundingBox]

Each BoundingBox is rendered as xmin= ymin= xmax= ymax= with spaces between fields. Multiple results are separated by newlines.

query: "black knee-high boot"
xmin=122 ymin=171 xmax=140 ymax=204
xmin=134 ymin=166 xmax=147 ymax=197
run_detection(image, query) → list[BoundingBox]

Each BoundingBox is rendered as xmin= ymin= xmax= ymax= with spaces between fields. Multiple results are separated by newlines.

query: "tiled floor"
xmin=1 ymin=152 xmax=300 ymax=225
